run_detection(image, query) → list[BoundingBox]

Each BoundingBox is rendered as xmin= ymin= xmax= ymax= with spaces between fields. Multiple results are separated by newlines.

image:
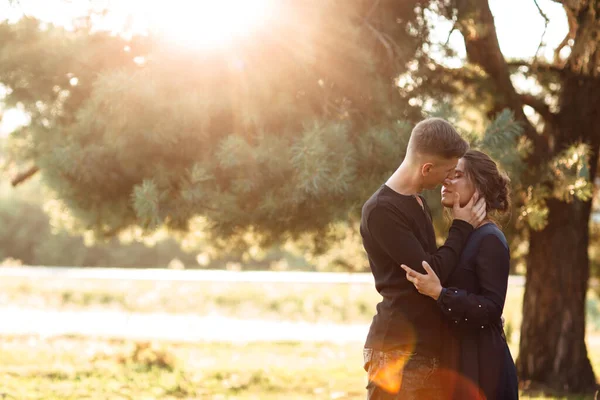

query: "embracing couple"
xmin=361 ymin=118 xmax=519 ymax=399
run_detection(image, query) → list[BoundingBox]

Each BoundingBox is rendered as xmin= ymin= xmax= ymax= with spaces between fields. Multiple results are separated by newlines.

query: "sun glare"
xmin=144 ymin=0 xmax=273 ymax=50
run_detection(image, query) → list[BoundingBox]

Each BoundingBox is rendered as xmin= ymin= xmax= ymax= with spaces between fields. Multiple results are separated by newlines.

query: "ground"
xmin=0 ymin=272 xmax=598 ymax=399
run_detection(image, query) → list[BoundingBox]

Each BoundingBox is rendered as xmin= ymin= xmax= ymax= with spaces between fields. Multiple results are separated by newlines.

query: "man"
xmin=361 ymin=118 xmax=486 ymax=399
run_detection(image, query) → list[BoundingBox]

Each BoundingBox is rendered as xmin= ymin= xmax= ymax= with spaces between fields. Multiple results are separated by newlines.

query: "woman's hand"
xmin=401 ymin=261 xmax=443 ymax=300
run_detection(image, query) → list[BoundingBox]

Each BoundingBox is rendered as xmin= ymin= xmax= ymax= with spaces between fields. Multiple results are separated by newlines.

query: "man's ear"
xmin=421 ymin=163 xmax=433 ymax=176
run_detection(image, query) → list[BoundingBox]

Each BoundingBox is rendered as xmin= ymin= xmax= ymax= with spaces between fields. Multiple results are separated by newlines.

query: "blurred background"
xmin=1 ymin=0 xmax=600 ymax=398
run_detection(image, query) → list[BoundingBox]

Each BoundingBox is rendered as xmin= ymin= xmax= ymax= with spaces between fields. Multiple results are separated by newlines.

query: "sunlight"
xmin=143 ymin=0 xmax=274 ymax=50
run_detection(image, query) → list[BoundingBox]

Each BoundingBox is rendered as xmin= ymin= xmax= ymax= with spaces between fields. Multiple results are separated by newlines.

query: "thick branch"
xmin=432 ymin=64 xmax=487 ymax=87
xmin=11 ymin=165 xmax=39 ymax=186
xmin=519 ymin=93 xmax=557 ymax=123
xmin=554 ymin=4 xmax=578 ymax=66
xmin=455 ymin=0 xmax=551 ymax=157
xmin=563 ymin=1 xmax=600 ymax=76
xmin=507 ymin=60 xmax=564 ymax=75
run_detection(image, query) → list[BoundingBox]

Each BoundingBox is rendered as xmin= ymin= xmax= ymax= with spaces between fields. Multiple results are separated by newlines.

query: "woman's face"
xmin=441 ymin=158 xmax=476 ymax=208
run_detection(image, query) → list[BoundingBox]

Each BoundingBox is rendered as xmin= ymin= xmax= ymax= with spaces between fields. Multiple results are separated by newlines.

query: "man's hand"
xmin=401 ymin=261 xmax=443 ymax=300
xmin=451 ymin=191 xmax=486 ymax=228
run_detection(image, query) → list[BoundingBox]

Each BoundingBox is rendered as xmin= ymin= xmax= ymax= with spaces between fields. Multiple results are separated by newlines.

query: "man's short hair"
xmin=407 ymin=118 xmax=469 ymax=159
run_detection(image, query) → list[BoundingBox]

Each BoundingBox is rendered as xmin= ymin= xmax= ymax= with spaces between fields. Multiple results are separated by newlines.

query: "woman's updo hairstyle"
xmin=462 ymin=150 xmax=511 ymax=220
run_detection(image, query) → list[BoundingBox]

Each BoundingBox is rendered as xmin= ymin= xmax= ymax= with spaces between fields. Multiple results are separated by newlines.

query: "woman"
xmin=401 ymin=149 xmax=519 ymax=400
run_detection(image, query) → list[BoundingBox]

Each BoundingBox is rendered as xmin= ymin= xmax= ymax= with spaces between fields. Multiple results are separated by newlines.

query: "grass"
xmin=2 ymin=275 xmax=600 ymax=398
xmin=0 ymin=337 xmax=365 ymax=399
xmin=0 ymin=276 xmax=381 ymax=323
xmin=1 ymin=335 xmax=598 ymax=399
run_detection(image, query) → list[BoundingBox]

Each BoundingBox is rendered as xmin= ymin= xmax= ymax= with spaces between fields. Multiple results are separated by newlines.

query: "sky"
xmin=427 ymin=0 xmax=567 ymax=67
xmin=0 ymin=0 xmax=568 ymax=135
xmin=488 ymin=0 xmax=567 ymax=60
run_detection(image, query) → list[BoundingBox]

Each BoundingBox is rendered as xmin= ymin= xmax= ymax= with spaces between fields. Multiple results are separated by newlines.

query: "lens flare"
xmin=437 ymin=367 xmax=485 ymax=400
xmin=369 ymin=353 xmax=411 ymax=394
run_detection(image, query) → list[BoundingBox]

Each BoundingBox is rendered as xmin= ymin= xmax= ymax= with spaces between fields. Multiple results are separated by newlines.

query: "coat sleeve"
xmin=436 ymin=234 xmax=509 ymax=329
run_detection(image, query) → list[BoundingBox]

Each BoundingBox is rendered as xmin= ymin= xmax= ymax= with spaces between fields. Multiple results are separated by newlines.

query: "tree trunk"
xmin=519 ymin=198 xmax=596 ymax=392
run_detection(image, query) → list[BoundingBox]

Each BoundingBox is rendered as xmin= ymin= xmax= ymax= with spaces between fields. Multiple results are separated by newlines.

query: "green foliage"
xmin=519 ymin=185 xmax=551 ymax=231
xmin=476 ymin=109 xmax=526 ymax=186
xmin=515 ymin=143 xmax=594 ymax=232
xmin=0 ymin=188 xmax=199 ymax=268
xmin=0 ymin=2 xmax=431 ymax=249
xmin=0 ymin=178 xmax=367 ymax=271
xmin=550 ymin=143 xmax=594 ymax=203
xmin=2 ymin=1 xmax=597 ymax=264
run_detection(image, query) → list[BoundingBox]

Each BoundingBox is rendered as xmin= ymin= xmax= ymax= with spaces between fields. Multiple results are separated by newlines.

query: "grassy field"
xmin=1 ymin=335 xmax=597 ymax=399
xmin=1 ymin=275 xmax=599 ymax=399
xmin=0 ymin=275 xmax=520 ymax=324
xmin=0 ymin=337 xmax=365 ymax=400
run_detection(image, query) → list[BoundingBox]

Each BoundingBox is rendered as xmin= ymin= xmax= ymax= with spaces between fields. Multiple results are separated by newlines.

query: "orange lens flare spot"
xmin=370 ymin=354 xmax=410 ymax=394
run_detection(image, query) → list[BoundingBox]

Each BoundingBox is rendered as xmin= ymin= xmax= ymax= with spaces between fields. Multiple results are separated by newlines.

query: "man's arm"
xmin=367 ymin=205 xmax=472 ymax=284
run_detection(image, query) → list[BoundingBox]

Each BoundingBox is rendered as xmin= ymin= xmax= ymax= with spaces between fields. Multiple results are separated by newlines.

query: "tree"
xmin=2 ymin=0 xmax=598 ymax=393
xmin=0 ymin=1 xmax=428 ymax=251
xmin=398 ymin=0 xmax=599 ymax=393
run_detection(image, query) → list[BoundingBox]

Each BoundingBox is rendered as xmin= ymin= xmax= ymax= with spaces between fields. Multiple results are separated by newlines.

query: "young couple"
xmin=361 ymin=118 xmax=519 ymax=399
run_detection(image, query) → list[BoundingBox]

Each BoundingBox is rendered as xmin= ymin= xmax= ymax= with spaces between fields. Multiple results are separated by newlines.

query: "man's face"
xmin=421 ymin=157 xmax=458 ymax=190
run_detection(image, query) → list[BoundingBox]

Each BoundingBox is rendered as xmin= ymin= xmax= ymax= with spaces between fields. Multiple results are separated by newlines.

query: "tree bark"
xmin=519 ymin=197 xmax=597 ymax=392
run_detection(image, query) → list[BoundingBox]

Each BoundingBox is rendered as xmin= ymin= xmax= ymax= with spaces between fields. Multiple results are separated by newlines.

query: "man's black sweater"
xmin=360 ymin=184 xmax=473 ymax=356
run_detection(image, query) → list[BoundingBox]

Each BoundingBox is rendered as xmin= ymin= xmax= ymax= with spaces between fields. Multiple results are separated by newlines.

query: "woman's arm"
xmin=436 ymin=234 xmax=509 ymax=328
xmin=402 ymin=234 xmax=509 ymax=328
